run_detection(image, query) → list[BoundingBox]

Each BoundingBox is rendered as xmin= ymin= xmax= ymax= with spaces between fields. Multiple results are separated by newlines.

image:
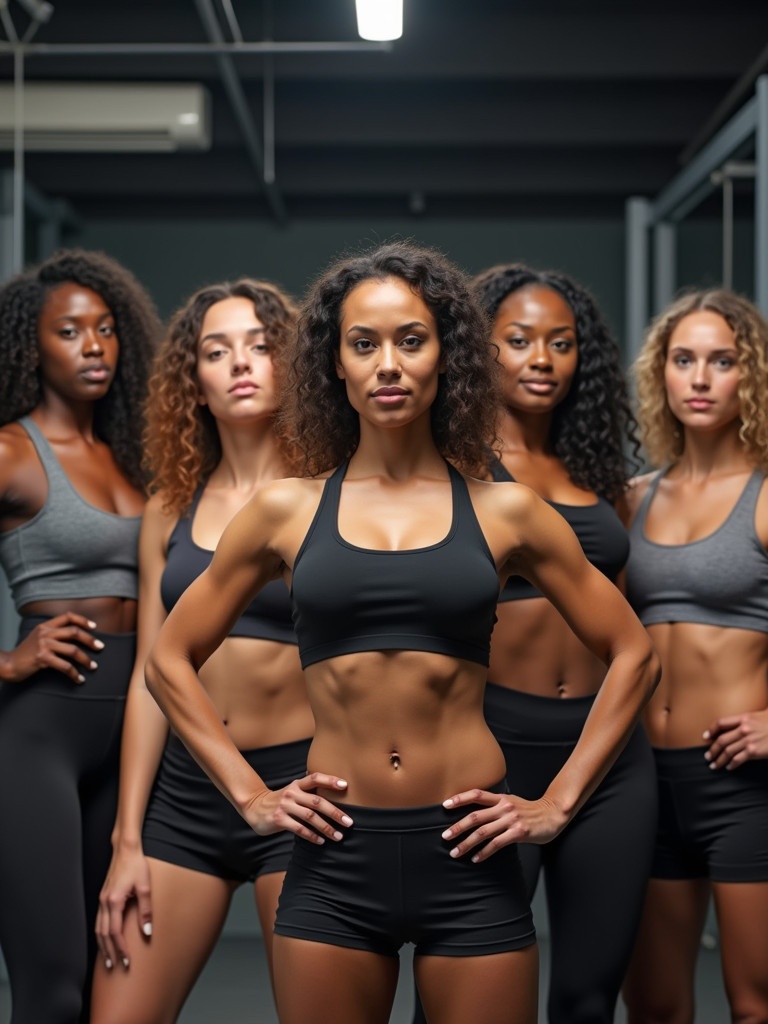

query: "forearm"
xmin=145 ymin=644 xmax=267 ymax=816
xmin=110 ymin=678 xmax=170 ymax=847
xmin=543 ymin=641 xmax=659 ymax=821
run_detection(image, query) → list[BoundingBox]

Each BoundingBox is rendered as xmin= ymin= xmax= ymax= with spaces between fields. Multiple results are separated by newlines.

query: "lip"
xmin=371 ymin=386 xmax=409 ymax=404
xmin=685 ymin=398 xmax=714 ymax=410
xmin=229 ymin=382 xmax=259 ymax=395
xmin=520 ymin=379 xmax=557 ymax=393
xmin=80 ymin=364 xmax=111 ymax=382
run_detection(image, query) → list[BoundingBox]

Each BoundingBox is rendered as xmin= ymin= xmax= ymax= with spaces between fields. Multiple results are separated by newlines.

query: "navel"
xmin=389 ymin=750 xmax=401 ymax=771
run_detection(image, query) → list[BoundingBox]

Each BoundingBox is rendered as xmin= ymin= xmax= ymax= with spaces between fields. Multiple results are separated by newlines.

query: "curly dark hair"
xmin=471 ymin=263 xmax=640 ymax=502
xmin=635 ymin=289 xmax=768 ymax=471
xmin=0 ymin=248 xmax=161 ymax=488
xmin=144 ymin=279 xmax=298 ymax=515
xmin=282 ymin=240 xmax=499 ymax=476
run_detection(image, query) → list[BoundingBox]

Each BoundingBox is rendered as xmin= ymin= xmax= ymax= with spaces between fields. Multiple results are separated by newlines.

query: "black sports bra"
xmin=489 ymin=459 xmax=629 ymax=601
xmin=160 ymin=487 xmax=296 ymax=644
xmin=290 ymin=461 xmax=501 ymax=669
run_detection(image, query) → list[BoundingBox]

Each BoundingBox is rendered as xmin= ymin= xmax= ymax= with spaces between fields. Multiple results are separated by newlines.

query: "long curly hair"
xmin=635 ymin=289 xmax=768 ymax=471
xmin=145 ymin=279 xmax=298 ymax=515
xmin=282 ymin=240 xmax=499 ymax=476
xmin=471 ymin=263 xmax=640 ymax=503
xmin=0 ymin=248 xmax=161 ymax=488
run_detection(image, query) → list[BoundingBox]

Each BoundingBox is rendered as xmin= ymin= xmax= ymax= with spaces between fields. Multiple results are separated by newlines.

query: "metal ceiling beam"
xmin=0 ymin=40 xmax=391 ymax=55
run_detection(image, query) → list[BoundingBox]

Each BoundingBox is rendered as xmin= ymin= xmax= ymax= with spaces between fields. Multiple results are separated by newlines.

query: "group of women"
xmin=0 ymin=239 xmax=765 ymax=1024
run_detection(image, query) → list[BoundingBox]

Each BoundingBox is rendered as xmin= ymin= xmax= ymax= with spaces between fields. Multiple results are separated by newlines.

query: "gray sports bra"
xmin=626 ymin=469 xmax=768 ymax=633
xmin=0 ymin=417 xmax=140 ymax=610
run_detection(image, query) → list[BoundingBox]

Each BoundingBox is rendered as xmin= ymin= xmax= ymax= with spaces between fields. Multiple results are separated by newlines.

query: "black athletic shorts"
xmin=652 ymin=745 xmax=768 ymax=883
xmin=142 ymin=734 xmax=311 ymax=882
xmin=274 ymin=781 xmax=536 ymax=958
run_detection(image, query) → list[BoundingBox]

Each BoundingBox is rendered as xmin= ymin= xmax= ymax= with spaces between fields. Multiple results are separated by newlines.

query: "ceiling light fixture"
xmin=355 ymin=0 xmax=402 ymax=41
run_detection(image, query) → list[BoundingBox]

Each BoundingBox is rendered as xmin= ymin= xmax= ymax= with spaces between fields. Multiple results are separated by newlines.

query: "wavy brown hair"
xmin=635 ymin=289 xmax=768 ymax=470
xmin=281 ymin=240 xmax=499 ymax=476
xmin=0 ymin=248 xmax=161 ymax=487
xmin=144 ymin=279 xmax=298 ymax=515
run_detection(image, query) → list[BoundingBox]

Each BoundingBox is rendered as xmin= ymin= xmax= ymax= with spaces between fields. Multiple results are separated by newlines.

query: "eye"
xmin=506 ymin=334 xmax=528 ymax=348
xmin=353 ymin=338 xmax=375 ymax=352
xmin=205 ymin=347 xmax=226 ymax=361
xmin=59 ymin=326 xmax=78 ymax=340
xmin=551 ymin=338 xmax=574 ymax=353
xmin=100 ymin=324 xmax=115 ymax=337
xmin=252 ymin=341 xmax=270 ymax=354
xmin=401 ymin=334 xmax=423 ymax=349
xmin=714 ymin=356 xmax=736 ymax=370
xmin=672 ymin=354 xmax=691 ymax=367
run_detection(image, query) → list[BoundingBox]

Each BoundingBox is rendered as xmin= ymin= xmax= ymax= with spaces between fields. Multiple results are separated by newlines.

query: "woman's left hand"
xmin=704 ymin=709 xmax=768 ymax=769
xmin=440 ymin=789 xmax=569 ymax=863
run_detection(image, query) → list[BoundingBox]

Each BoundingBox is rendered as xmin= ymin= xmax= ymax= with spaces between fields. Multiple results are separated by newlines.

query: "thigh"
xmin=713 ymin=880 xmax=768 ymax=1022
xmin=415 ymin=945 xmax=538 ymax=1024
xmin=543 ymin=730 xmax=657 ymax=1022
xmin=90 ymin=858 xmax=235 ymax=1024
xmin=272 ymin=935 xmax=399 ymax=1024
xmin=254 ymin=870 xmax=286 ymax=984
xmin=622 ymin=877 xmax=710 ymax=1024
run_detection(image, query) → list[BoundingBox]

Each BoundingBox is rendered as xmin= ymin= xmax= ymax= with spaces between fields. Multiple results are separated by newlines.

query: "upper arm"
xmin=154 ymin=481 xmax=298 ymax=670
xmin=500 ymin=487 xmax=650 ymax=664
xmin=130 ymin=494 xmax=175 ymax=686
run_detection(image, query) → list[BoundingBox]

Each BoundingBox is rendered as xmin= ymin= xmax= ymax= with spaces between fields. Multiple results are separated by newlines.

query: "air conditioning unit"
xmin=0 ymin=82 xmax=211 ymax=152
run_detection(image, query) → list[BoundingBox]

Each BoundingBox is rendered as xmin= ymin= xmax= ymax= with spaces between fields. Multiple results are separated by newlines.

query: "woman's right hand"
xmin=244 ymin=772 xmax=353 ymax=844
xmin=0 ymin=612 xmax=103 ymax=684
xmin=95 ymin=842 xmax=153 ymax=971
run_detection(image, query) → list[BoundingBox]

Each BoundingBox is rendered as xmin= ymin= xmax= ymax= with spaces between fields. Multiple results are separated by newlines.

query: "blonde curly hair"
xmin=634 ymin=289 xmax=768 ymax=471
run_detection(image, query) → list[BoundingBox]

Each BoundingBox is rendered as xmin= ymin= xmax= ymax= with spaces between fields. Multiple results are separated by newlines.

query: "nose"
xmin=692 ymin=359 xmax=710 ymax=389
xmin=231 ymin=343 xmax=253 ymax=375
xmin=82 ymin=330 xmax=104 ymax=356
xmin=377 ymin=341 xmax=402 ymax=377
xmin=529 ymin=339 xmax=552 ymax=369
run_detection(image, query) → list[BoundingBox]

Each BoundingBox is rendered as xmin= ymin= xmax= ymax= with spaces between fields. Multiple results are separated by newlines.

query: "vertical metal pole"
xmin=625 ymin=197 xmax=651 ymax=362
xmin=755 ymin=76 xmax=768 ymax=314
xmin=722 ymin=174 xmax=734 ymax=289
xmin=263 ymin=0 xmax=275 ymax=184
xmin=12 ymin=44 xmax=24 ymax=273
xmin=653 ymin=221 xmax=677 ymax=314
xmin=0 ymin=169 xmax=14 ymax=282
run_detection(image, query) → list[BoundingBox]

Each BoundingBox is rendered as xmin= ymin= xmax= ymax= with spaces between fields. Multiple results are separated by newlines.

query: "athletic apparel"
xmin=274 ymin=783 xmax=535 ymax=957
xmin=143 ymin=734 xmax=310 ymax=881
xmin=626 ymin=469 xmax=768 ymax=632
xmin=160 ymin=486 xmax=296 ymax=644
xmin=488 ymin=459 xmax=629 ymax=602
xmin=0 ymin=620 xmax=133 ymax=1024
xmin=291 ymin=461 xmax=499 ymax=669
xmin=484 ymin=683 xmax=656 ymax=1024
xmin=0 ymin=417 xmax=140 ymax=609
xmin=652 ymin=746 xmax=768 ymax=882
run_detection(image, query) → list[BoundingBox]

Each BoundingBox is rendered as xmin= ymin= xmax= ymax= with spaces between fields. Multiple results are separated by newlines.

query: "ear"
xmin=335 ymin=353 xmax=346 ymax=380
xmin=197 ymin=390 xmax=208 ymax=406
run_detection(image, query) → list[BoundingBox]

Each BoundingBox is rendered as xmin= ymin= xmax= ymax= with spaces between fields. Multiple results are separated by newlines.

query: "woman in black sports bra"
xmin=622 ymin=290 xmax=768 ymax=1024
xmin=0 ymin=249 xmax=160 ymax=1024
xmin=90 ymin=280 xmax=313 ymax=1024
xmin=144 ymin=241 xmax=658 ymax=1024
xmin=462 ymin=263 xmax=656 ymax=1024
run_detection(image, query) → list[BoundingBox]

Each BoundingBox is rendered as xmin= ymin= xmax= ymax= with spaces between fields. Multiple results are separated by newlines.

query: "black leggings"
xmin=0 ymin=618 xmax=133 ymax=1024
xmin=483 ymin=685 xmax=657 ymax=1024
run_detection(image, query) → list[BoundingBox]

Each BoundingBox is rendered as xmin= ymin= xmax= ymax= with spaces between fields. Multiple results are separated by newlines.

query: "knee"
xmin=622 ymin=991 xmax=692 ymax=1024
xmin=549 ymin=988 xmax=613 ymax=1024
xmin=730 ymin=1001 xmax=768 ymax=1024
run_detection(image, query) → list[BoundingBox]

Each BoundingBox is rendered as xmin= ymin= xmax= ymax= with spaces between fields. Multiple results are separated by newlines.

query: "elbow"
xmin=640 ymin=637 xmax=662 ymax=703
xmin=143 ymin=646 xmax=166 ymax=709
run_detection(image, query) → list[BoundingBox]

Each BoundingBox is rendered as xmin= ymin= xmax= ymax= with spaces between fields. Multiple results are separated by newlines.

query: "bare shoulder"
xmin=468 ymin=474 xmax=548 ymax=523
xmin=624 ymin=471 xmax=657 ymax=524
xmin=0 ymin=422 xmax=38 ymax=497
xmin=250 ymin=475 xmax=326 ymax=522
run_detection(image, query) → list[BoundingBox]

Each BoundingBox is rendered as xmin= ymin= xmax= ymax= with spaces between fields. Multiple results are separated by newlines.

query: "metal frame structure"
xmin=625 ymin=74 xmax=768 ymax=359
xmin=0 ymin=0 xmax=391 ymax=277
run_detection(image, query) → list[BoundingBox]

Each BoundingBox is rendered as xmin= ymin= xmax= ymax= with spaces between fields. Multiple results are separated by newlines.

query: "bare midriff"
xmin=488 ymin=598 xmax=606 ymax=699
xmin=22 ymin=596 xmax=138 ymax=634
xmin=643 ymin=621 xmax=768 ymax=747
xmin=306 ymin=649 xmax=505 ymax=807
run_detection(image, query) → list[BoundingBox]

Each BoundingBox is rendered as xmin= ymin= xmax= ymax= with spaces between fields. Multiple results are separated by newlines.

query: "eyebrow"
xmin=200 ymin=327 xmax=266 ymax=344
xmin=52 ymin=312 xmax=114 ymax=323
xmin=669 ymin=345 xmax=737 ymax=356
xmin=345 ymin=320 xmax=428 ymax=336
xmin=504 ymin=320 xmax=576 ymax=333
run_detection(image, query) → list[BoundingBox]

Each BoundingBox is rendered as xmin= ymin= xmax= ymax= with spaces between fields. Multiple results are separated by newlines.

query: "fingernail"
xmin=94 ymin=639 xmax=105 ymax=650
xmin=142 ymin=922 xmax=152 ymax=937
xmin=450 ymin=848 xmax=460 ymax=858
xmin=105 ymin=958 xmax=113 ymax=970
xmin=88 ymin=620 xmax=97 ymax=629
xmin=341 ymin=815 xmax=353 ymax=827
xmin=471 ymin=855 xmax=480 ymax=863
xmin=443 ymin=799 xmax=454 ymax=808
xmin=442 ymin=829 xmax=453 ymax=840
xmin=77 ymin=674 xmax=85 ymax=684
xmin=703 ymin=751 xmax=711 ymax=761
xmin=336 ymin=779 xmax=348 ymax=788
xmin=702 ymin=730 xmax=710 ymax=739
xmin=122 ymin=957 xmax=130 ymax=969
xmin=89 ymin=660 xmax=98 ymax=670
xmin=333 ymin=831 xmax=343 ymax=841
xmin=709 ymin=762 xmax=717 ymax=770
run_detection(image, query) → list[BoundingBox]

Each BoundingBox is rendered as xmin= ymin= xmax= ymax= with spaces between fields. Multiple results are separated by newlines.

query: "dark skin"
xmin=0 ymin=282 xmax=143 ymax=685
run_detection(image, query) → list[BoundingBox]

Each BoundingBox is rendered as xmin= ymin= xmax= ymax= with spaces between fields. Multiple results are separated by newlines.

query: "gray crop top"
xmin=626 ymin=469 xmax=768 ymax=633
xmin=0 ymin=416 xmax=140 ymax=610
